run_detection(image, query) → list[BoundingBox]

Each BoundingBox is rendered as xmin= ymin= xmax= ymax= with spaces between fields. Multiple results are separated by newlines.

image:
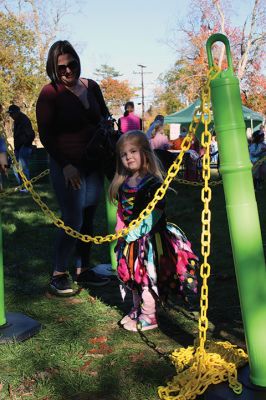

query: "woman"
xmin=36 ymin=40 xmax=110 ymax=296
xmin=146 ymin=115 xmax=170 ymax=150
xmin=118 ymin=101 xmax=142 ymax=133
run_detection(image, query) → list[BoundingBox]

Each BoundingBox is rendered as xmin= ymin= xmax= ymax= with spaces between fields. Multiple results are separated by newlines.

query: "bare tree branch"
xmin=212 ymin=0 xmax=226 ymax=67
xmin=237 ymin=0 xmax=260 ymax=79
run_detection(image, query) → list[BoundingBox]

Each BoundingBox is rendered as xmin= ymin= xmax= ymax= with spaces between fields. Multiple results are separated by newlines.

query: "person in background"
xmin=36 ymin=40 xmax=110 ymax=296
xmin=150 ymin=124 xmax=170 ymax=151
xmin=210 ymin=132 xmax=219 ymax=163
xmin=0 ymin=136 xmax=8 ymax=191
xmin=7 ymin=105 xmax=35 ymax=191
xmin=118 ymin=101 xmax=142 ymax=133
xmin=170 ymin=126 xmax=187 ymax=150
xmin=146 ymin=115 xmax=170 ymax=150
xmin=0 ymin=104 xmax=7 ymax=190
xmin=249 ymin=130 xmax=266 ymax=190
xmin=183 ymin=130 xmax=201 ymax=182
xmin=109 ymin=131 xmax=198 ymax=332
xmin=259 ymin=124 xmax=265 ymax=142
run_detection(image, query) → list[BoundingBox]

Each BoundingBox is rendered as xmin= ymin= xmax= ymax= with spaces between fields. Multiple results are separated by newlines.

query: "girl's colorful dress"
xmin=115 ymin=174 xmax=198 ymax=301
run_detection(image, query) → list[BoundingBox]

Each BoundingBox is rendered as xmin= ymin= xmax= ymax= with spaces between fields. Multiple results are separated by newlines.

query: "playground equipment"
xmin=203 ymin=33 xmax=266 ymax=399
xmin=158 ymin=33 xmax=266 ymax=400
xmin=0 ymin=32 xmax=265 ymax=398
xmin=0 ymin=151 xmax=41 ymax=343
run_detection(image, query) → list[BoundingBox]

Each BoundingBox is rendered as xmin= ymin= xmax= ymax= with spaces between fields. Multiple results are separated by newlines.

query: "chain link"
xmin=1 ymin=104 xmax=205 ymax=243
xmin=0 ymin=169 xmax=49 ymax=199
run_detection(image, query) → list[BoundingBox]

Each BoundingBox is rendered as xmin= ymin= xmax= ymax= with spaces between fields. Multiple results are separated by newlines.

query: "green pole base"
xmin=204 ymin=365 xmax=266 ymax=399
xmin=0 ymin=312 xmax=41 ymax=343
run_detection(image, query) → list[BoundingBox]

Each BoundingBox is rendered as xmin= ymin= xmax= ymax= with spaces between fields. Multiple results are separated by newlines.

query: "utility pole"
xmin=133 ymin=65 xmax=152 ymax=131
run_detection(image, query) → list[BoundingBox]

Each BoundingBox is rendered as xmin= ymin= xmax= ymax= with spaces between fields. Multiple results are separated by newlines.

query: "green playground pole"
xmin=104 ymin=179 xmax=117 ymax=270
xmin=206 ymin=33 xmax=266 ymax=387
xmin=0 ymin=214 xmax=7 ymax=326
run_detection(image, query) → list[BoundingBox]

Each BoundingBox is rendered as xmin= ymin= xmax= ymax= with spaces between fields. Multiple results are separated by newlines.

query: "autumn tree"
xmin=100 ymin=77 xmax=135 ymax=115
xmin=0 ymin=11 xmax=38 ymax=126
xmin=0 ymin=0 xmax=77 ymax=131
xmin=155 ymin=0 xmax=266 ymax=115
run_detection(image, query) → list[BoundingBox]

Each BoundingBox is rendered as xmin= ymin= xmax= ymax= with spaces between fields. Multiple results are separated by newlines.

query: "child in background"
xmin=109 ymin=131 xmax=198 ymax=332
xmin=249 ymin=130 xmax=266 ymax=190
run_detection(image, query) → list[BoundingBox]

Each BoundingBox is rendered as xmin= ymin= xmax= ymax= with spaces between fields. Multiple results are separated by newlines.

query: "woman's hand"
xmin=63 ymin=164 xmax=81 ymax=190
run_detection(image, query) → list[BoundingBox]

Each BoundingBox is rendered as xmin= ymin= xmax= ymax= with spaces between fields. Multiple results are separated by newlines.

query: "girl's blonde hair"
xmin=109 ymin=130 xmax=163 ymax=202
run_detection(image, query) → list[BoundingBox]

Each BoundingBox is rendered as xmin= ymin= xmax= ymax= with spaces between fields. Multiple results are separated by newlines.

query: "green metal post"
xmin=0 ymin=214 xmax=6 ymax=326
xmin=104 ymin=179 xmax=117 ymax=270
xmin=206 ymin=33 xmax=266 ymax=387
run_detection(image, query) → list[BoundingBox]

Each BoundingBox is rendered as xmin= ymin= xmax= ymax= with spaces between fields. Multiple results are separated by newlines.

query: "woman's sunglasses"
xmin=57 ymin=59 xmax=79 ymax=76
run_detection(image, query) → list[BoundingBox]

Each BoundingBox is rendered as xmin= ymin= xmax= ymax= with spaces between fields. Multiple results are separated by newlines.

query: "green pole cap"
xmin=206 ymin=33 xmax=234 ymax=77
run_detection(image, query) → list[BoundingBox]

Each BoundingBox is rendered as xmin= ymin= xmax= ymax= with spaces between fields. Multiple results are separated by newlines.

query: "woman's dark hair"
xmin=124 ymin=101 xmax=134 ymax=117
xmin=46 ymin=40 xmax=81 ymax=86
xmin=252 ymin=130 xmax=264 ymax=144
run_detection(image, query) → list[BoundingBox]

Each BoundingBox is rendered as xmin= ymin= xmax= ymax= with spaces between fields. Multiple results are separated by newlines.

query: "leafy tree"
xmin=94 ymin=64 xmax=122 ymax=80
xmin=99 ymin=77 xmax=135 ymax=115
xmin=0 ymin=11 xmax=39 ymax=122
xmin=156 ymin=0 xmax=266 ymax=114
xmin=0 ymin=0 xmax=77 ymax=132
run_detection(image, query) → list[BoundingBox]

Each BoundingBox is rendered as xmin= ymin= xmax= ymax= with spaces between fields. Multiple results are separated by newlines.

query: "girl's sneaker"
xmin=120 ymin=307 xmax=139 ymax=325
xmin=123 ymin=314 xmax=158 ymax=332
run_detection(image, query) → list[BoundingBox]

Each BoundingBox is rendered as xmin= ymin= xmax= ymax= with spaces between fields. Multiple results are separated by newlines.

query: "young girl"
xmin=109 ymin=131 xmax=198 ymax=332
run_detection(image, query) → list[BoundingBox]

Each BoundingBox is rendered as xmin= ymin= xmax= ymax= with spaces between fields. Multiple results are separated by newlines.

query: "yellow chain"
xmin=0 ymin=169 xmax=49 ymax=199
xmin=198 ymin=76 xmax=212 ymax=351
xmin=158 ymin=66 xmax=248 ymax=400
xmin=2 ymin=117 xmax=201 ymax=243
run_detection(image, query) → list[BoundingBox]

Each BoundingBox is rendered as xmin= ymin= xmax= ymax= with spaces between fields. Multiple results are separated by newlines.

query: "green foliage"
xmin=94 ymin=63 xmax=123 ymax=79
xmin=0 ymin=11 xmax=46 ymax=131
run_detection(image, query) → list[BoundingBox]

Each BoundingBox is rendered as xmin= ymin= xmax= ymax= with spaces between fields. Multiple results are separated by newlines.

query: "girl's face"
xmin=120 ymin=141 xmax=142 ymax=175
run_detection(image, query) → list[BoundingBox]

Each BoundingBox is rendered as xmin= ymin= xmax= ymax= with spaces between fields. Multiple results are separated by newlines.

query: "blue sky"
xmin=58 ymin=0 xmax=254 ymax=111
xmin=4 ymin=0 xmax=256 ymax=111
xmin=60 ymin=0 xmax=185 ymax=106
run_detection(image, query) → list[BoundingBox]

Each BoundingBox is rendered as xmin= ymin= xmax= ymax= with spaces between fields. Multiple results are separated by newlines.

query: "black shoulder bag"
xmin=83 ymin=80 xmax=121 ymax=180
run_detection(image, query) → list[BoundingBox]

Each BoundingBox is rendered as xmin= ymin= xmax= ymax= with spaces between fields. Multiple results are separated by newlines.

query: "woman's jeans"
xmin=14 ymin=145 xmax=32 ymax=185
xmin=49 ymin=158 xmax=103 ymax=273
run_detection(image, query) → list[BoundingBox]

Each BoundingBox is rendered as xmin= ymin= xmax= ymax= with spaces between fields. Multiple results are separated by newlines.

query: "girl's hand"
xmin=63 ymin=164 xmax=81 ymax=190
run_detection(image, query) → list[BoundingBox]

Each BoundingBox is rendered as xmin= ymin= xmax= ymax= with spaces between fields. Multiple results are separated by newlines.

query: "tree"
xmin=99 ymin=77 xmax=135 ymax=115
xmin=0 ymin=0 xmax=78 ymax=131
xmin=157 ymin=0 xmax=266 ymax=114
xmin=0 ymin=11 xmax=38 ymax=114
xmin=94 ymin=64 xmax=122 ymax=80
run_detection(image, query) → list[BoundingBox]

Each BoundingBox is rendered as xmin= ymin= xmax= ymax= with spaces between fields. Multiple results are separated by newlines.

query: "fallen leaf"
xmin=89 ymin=336 xmax=107 ymax=344
xmin=80 ymin=361 xmax=92 ymax=371
xmin=44 ymin=291 xmax=55 ymax=299
xmin=85 ymin=353 xmax=104 ymax=358
xmin=0 ymin=383 xmax=3 ymax=391
xmin=65 ymin=297 xmax=84 ymax=305
xmin=56 ymin=316 xmax=70 ymax=323
xmin=129 ymin=352 xmax=145 ymax=363
xmin=87 ymin=295 xmax=96 ymax=303
xmin=88 ymin=371 xmax=98 ymax=377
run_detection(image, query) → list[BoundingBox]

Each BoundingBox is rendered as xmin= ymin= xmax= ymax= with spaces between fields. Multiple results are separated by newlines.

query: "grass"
xmin=0 ymin=169 xmax=265 ymax=400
